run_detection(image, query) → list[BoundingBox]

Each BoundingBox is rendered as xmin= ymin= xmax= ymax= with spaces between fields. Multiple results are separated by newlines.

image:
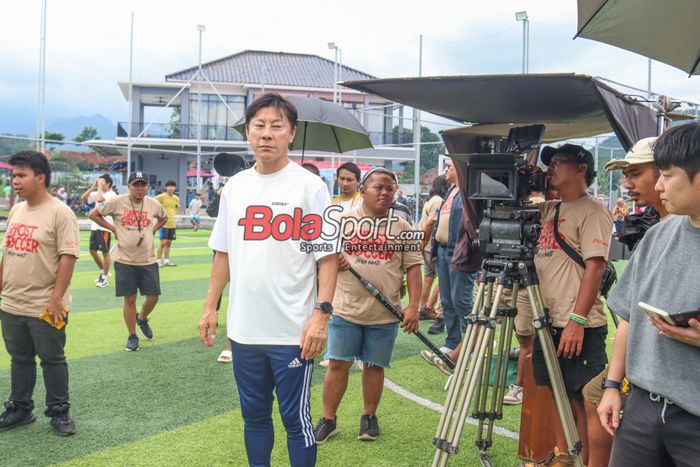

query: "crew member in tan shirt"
xmin=0 ymin=151 xmax=80 ymax=436
xmin=533 ymin=144 xmax=613 ymax=465
xmin=313 ymin=167 xmax=423 ymax=444
xmin=90 ymin=171 xmax=168 ymax=352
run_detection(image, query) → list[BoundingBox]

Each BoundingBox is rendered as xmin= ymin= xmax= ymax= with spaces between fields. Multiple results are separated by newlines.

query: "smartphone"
xmin=38 ymin=309 xmax=68 ymax=330
xmin=638 ymin=302 xmax=700 ymax=327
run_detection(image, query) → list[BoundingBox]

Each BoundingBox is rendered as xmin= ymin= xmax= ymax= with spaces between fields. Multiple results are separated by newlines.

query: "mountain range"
xmin=0 ymin=108 xmax=116 ymax=142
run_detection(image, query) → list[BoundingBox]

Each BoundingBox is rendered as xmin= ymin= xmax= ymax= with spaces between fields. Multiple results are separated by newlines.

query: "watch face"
xmin=319 ymin=302 xmax=333 ymax=314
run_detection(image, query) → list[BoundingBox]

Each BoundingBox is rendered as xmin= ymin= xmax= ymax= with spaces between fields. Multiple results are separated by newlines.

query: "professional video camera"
xmin=454 ymin=124 xmax=546 ymax=259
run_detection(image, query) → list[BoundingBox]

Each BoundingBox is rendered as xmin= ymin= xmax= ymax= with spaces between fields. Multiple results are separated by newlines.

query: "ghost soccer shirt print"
xmin=534 ymin=196 xmax=613 ymax=328
xmin=1 ymin=197 xmax=80 ymax=318
xmin=99 ymin=194 xmax=165 ymax=265
xmin=333 ymin=206 xmax=423 ymax=326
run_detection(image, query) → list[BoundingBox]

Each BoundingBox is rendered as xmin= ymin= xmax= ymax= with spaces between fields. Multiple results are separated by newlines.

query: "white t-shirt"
xmin=208 ymin=161 xmax=334 ymax=345
xmin=89 ymin=189 xmax=116 ymax=231
xmin=189 ymin=198 xmax=202 ymax=216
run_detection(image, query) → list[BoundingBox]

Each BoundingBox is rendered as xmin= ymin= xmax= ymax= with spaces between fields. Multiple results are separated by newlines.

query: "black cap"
xmin=541 ymin=143 xmax=596 ymax=184
xmin=540 ymin=144 xmax=594 ymax=166
xmin=128 ymin=171 xmax=149 ymax=184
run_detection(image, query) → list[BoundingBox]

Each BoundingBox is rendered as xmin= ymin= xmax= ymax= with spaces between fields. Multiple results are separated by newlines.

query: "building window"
xmin=189 ymin=94 xmax=245 ymax=140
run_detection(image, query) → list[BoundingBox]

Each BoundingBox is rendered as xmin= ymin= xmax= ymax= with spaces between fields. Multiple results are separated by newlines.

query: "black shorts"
xmin=160 ymin=228 xmax=176 ymax=241
xmin=89 ymin=230 xmax=111 ymax=252
xmin=532 ymin=325 xmax=608 ymax=399
xmin=114 ymin=262 xmax=161 ymax=297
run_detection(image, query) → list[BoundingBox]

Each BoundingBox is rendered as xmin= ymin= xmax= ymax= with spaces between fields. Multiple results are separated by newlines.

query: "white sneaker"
xmin=95 ymin=275 xmax=108 ymax=288
xmin=503 ymin=384 xmax=523 ymax=405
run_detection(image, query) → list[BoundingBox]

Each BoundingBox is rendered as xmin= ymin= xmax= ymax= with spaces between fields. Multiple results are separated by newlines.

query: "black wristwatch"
xmin=602 ymin=378 xmax=622 ymax=391
xmin=315 ymin=301 xmax=333 ymax=315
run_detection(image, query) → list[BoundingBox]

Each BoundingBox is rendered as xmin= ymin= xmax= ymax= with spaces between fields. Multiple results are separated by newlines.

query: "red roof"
xmin=0 ymin=161 xmax=12 ymax=170
xmin=186 ymin=169 xmax=213 ymax=177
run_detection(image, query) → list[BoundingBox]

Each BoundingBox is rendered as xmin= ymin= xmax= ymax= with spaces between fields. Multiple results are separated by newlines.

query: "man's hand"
xmin=337 ymin=255 xmax=350 ymax=271
xmin=300 ymin=310 xmax=329 ymax=360
xmin=400 ymin=304 xmax=419 ymax=333
xmin=597 ymin=388 xmax=623 ymax=436
xmin=557 ymin=320 xmax=584 ymax=358
xmin=198 ymin=305 xmax=218 ymax=348
xmin=649 ymin=317 xmax=700 ymax=347
xmin=47 ymin=298 xmax=66 ymax=327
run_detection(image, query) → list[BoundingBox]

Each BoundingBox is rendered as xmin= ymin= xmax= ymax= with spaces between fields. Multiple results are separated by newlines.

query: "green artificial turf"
xmin=0 ymin=229 xmax=625 ymax=466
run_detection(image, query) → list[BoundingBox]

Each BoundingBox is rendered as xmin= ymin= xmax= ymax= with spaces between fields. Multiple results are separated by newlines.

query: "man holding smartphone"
xmin=598 ymin=123 xmax=700 ymax=466
xmin=90 ymin=172 xmax=168 ymax=351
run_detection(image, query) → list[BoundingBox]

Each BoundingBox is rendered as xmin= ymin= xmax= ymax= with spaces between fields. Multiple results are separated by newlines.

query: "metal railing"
xmin=117 ymin=122 xmax=245 ymax=141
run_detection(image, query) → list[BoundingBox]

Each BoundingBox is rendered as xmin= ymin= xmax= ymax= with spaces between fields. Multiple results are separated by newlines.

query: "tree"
xmin=393 ymin=125 xmax=446 ymax=183
xmin=44 ymin=131 xmax=65 ymax=151
xmin=74 ymin=126 xmax=100 ymax=143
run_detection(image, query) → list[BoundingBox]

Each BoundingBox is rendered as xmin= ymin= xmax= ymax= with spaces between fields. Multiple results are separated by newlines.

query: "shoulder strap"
xmin=553 ymin=203 xmax=586 ymax=269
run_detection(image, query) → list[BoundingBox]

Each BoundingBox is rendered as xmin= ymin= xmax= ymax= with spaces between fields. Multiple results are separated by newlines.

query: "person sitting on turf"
xmin=313 ymin=167 xmax=423 ymax=444
xmin=598 ymin=123 xmax=700 ymax=467
xmin=581 ymin=136 xmax=669 ymax=467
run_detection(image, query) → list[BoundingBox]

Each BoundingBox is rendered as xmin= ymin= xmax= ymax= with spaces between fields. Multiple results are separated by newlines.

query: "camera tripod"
xmin=431 ymin=257 xmax=583 ymax=467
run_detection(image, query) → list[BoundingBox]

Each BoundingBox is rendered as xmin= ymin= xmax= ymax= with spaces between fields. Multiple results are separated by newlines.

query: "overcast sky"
xmin=2 ymin=0 xmax=698 ymax=127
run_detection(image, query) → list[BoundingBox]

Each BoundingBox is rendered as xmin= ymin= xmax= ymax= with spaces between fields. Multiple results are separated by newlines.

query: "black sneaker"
xmin=0 ymin=401 xmax=35 ymax=432
xmin=428 ymin=317 xmax=445 ymax=335
xmin=313 ymin=417 xmax=339 ymax=444
xmin=46 ymin=405 xmax=76 ymax=437
xmin=358 ymin=414 xmax=379 ymax=441
xmin=136 ymin=317 xmax=153 ymax=339
xmin=126 ymin=333 xmax=139 ymax=351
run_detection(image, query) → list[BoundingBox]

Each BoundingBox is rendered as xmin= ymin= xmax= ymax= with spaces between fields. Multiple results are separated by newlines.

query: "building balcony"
xmin=117 ymin=122 xmax=246 ymax=142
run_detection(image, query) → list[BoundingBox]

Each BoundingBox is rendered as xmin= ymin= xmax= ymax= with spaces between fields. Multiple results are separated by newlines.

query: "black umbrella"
xmin=234 ymin=96 xmax=373 ymax=162
xmin=576 ymin=0 xmax=700 ymax=75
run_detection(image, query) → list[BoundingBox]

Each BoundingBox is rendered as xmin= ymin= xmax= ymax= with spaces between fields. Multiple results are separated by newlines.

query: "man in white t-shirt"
xmin=188 ymin=193 xmax=203 ymax=231
xmin=80 ymin=174 xmax=116 ymax=287
xmin=199 ymin=93 xmax=337 ymax=467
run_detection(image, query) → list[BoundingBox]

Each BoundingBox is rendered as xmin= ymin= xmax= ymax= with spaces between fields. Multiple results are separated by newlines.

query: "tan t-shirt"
xmin=419 ymin=195 xmax=442 ymax=253
xmin=1 ymin=198 xmax=80 ymax=317
xmin=534 ymin=196 xmax=614 ymax=328
xmin=435 ymin=188 xmax=459 ymax=244
xmin=333 ymin=207 xmax=424 ymax=325
xmin=99 ymin=194 xmax=165 ymax=265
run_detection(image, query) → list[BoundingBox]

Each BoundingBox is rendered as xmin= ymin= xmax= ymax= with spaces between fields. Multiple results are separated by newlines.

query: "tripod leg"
xmin=525 ymin=283 xmax=584 ymax=467
xmin=432 ymin=280 xmax=490 ymax=463
xmin=435 ymin=283 xmax=505 ymax=467
xmin=480 ymin=282 xmax=519 ymax=465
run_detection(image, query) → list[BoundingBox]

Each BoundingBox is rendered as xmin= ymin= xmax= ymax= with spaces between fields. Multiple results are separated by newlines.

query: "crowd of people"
xmin=1 ymin=93 xmax=699 ymax=467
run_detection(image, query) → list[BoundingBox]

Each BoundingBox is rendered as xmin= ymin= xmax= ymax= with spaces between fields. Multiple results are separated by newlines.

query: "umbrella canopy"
xmin=576 ymin=0 xmax=700 ymax=75
xmin=233 ymin=96 xmax=372 ymax=160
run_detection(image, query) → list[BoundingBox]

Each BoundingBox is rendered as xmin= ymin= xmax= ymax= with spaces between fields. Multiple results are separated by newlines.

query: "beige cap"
xmin=604 ymin=137 xmax=657 ymax=171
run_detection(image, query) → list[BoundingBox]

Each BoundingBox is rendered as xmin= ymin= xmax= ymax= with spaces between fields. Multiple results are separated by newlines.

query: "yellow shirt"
xmin=155 ymin=193 xmax=179 ymax=229
xmin=331 ymin=192 xmax=362 ymax=214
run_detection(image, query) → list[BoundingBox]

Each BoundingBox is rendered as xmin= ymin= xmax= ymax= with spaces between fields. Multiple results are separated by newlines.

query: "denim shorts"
xmin=325 ymin=315 xmax=399 ymax=368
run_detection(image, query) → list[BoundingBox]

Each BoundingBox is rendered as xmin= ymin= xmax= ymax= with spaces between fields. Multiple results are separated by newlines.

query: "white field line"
xmin=383 ymin=378 xmax=519 ymax=441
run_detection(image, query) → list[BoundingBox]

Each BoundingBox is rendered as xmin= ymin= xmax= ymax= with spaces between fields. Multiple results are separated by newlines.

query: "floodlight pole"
xmin=516 ymin=11 xmax=529 ymax=74
xmin=329 ymin=42 xmax=339 ymax=103
xmin=37 ymin=0 xmax=47 ymax=152
xmin=127 ymin=11 xmax=134 ymax=177
xmin=412 ymin=34 xmax=423 ymax=224
xmin=197 ymin=25 xmax=205 ymax=193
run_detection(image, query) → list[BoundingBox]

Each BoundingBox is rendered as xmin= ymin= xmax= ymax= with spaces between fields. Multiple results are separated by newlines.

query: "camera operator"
xmin=582 ymin=136 xmax=670 ymax=467
xmin=598 ymin=123 xmax=700 ymax=467
xmin=532 ymin=144 xmax=613 ymax=465
xmin=90 ymin=172 xmax=168 ymax=351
